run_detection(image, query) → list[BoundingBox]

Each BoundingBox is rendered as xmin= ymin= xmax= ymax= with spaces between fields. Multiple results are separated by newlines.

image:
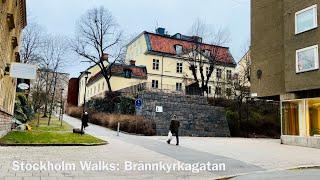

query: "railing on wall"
xmin=119 ymin=82 xmax=205 ymax=96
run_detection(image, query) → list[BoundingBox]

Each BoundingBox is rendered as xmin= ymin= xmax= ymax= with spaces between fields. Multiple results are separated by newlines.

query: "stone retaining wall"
xmin=0 ymin=110 xmax=12 ymax=137
xmin=136 ymin=92 xmax=230 ymax=137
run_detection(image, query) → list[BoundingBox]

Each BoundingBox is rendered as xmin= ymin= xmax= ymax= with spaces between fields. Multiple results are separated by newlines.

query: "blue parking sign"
xmin=135 ymin=99 xmax=142 ymax=108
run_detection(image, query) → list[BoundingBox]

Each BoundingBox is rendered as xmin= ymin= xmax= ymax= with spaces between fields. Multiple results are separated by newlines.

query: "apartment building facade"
xmin=0 ymin=0 xmax=27 ymax=136
xmin=251 ymin=0 xmax=320 ymax=148
xmin=125 ymin=28 xmax=236 ymax=98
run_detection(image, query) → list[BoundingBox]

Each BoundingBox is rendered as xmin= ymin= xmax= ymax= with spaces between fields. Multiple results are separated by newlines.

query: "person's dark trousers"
xmin=174 ymin=130 xmax=179 ymax=145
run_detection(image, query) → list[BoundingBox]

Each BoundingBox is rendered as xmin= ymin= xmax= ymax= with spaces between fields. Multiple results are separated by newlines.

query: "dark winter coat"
xmin=82 ymin=114 xmax=89 ymax=128
xmin=169 ymin=120 xmax=180 ymax=133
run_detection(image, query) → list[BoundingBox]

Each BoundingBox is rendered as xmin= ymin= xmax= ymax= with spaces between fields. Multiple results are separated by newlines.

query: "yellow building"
xmin=236 ymin=50 xmax=251 ymax=88
xmin=78 ymin=61 xmax=147 ymax=106
xmin=0 ymin=0 xmax=27 ymax=136
xmin=125 ymin=28 xmax=236 ymax=98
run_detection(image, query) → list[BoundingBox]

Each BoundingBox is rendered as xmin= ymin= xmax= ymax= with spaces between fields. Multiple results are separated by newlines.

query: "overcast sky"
xmin=27 ymin=0 xmax=250 ymax=78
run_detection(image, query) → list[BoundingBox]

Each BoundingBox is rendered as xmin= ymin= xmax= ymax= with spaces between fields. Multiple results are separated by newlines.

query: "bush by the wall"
xmin=66 ymin=106 xmax=156 ymax=136
xmin=212 ymin=98 xmax=281 ymax=138
xmin=87 ymin=93 xmax=135 ymax=114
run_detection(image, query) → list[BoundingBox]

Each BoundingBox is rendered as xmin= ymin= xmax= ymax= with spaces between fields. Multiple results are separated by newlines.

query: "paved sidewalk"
xmin=1 ymin=115 xmax=319 ymax=180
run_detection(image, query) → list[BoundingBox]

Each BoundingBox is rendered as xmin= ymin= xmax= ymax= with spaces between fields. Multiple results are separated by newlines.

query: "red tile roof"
xmin=87 ymin=64 xmax=147 ymax=86
xmin=145 ymin=32 xmax=235 ymax=65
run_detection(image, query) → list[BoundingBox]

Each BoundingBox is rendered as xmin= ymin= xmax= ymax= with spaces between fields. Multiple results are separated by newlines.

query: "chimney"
xmin=155 ymin=27 xmax=165 ymax=35
xmin=101 ymin=53 xmax=108 ymax=61
xmin=129 ymin=60 xmax=136 ymax=66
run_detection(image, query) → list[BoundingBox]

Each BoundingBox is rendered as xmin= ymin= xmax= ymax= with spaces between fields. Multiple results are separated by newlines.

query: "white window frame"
xmin=152 ymin=80 xmax=159 ymax=89
xmin=153 ymin=59 xmax=159 ymax=70
xmin=176 ymin=82 xmax=182 ymax=91
xmin=175 ymin=45 xmax=183 ymax=55
xmin=176 ymin=62 xmax=183 ymax=73
xmin=295 ymin=4 xmax=318 ymax=34
xmin=296 ymin=45 xmax=319 ymax=73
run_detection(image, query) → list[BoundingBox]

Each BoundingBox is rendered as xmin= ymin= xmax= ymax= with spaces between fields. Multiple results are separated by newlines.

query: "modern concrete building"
xmin=126 ymin=28 xmax=236 ymax=98
xmin=0 ymin=0 xmax=27 ymax=136
xmin=251 ymin=0 xmax=320 ymax=148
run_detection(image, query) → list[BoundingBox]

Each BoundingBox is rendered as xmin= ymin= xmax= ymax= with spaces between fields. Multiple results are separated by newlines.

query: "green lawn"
xmin=0 ymin=115 xmax=106 ymax=145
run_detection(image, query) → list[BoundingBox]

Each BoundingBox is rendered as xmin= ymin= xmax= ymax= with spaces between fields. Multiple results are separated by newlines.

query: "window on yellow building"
xmin=153 ymin=59 xmax=159 ymax=70
xmin=216 ymin=68 xmax=222 ymax=78
xmin=176 ymin=62 xmax=183 ymax=73
xmin=216 ymin=86 xmax=222 ymax=95
xmin=152 ymin=80 xmax=158 ymax=89
xmin=226 ymin=70 xmax=232 ymax=80
xmin=176 ymin=83 xmax=182 ymax=91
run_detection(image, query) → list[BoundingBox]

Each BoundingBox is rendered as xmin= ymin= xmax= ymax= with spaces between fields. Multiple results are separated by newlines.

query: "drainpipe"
xmin=161 ymin=56 xmax=164 ymax=90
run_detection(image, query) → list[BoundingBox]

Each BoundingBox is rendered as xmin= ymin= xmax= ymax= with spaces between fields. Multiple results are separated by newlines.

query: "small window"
xmin=216 ymin=87 xmax=222 ymax=95
xmin=176 ymin=83 xmax=182 ymax=91
xmin=216 ymin=68 xmax=222 ymax=78
xmin=204 ymin=49 xmax=211 ymax=56
xmin=226 ymin=70 xmax=232 ymax=80
xmin=176 ymin=62 xmax=183 ymax=73
xmin=226 ymin=88 xmax=231 ymax=97
xmin=124 ymin=69 xmax=132 ymax=78
xmin=206 ymin=67 xmax=210 ymax=76
xmin=175 ymin=45 xmax=183 ymax=55
xmin=153 ymin=59 xmax=159 ymax=70
xmin=152 ymin=80 xmax=159 ymax=89
xmin=296 ymin=45 xmax=319 ymax=73
xmin=295 ymin=5 xmax=317 ymax=34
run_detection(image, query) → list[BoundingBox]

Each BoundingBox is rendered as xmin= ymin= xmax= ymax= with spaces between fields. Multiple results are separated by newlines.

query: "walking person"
xmin=167 ymin=114 xmax=180 ymax=146
xmin=81 ymin=112 xmax=89 ymax=132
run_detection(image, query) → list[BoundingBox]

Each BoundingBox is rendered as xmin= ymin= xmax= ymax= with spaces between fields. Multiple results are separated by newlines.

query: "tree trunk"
xmin=42 ymin=71 xmax=49 ymax=118
xmin=48 ymin=72 xmax=58 ymax=126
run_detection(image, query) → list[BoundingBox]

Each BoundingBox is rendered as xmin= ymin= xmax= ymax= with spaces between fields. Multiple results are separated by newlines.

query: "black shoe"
xmin=176 ymin=144 xmax=179 ymax=146
xmin=167 ymin=140 xmax=170 ymax=144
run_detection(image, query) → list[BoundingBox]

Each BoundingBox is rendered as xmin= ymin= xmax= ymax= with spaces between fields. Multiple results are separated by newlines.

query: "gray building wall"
xmin=136 ymin=92 xmax=230 ymax=137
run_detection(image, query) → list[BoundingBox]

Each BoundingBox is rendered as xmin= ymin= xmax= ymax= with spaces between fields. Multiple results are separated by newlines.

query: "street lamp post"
xmin=80 ymin=71 xmax=91 ymax=134
xmin=60 ymin=88 xmax=64 ymax=127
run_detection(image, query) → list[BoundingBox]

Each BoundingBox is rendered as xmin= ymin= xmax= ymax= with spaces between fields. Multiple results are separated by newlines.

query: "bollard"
xmin=117 ymin=122 xmax=120 ymax=136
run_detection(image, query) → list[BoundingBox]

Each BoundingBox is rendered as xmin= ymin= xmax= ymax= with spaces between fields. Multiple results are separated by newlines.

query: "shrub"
xmin=66 ymin=106 xmax=156 ymax=136
xmin=222 ymin=99 xmax=280 ymax=138
xmin=14 ymin=93 xmax=34 ymax=123
xmin=66 ymin=106 xmax=83 ymax=119
xmin=87 ymin=93 xmax=135 ymax=114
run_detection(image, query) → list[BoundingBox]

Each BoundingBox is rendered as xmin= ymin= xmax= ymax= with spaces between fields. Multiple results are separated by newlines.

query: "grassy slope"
xmin=0 ymin=116 xmax=105 ymax=145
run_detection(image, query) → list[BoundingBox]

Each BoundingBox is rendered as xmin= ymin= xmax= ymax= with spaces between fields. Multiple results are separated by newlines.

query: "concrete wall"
xmin=281 ymin=135 xmax=320 ymax=149
xmin=251 ymin=0 xmax=286 ymax=97
xmin=136 ymin=92 xmax=230 ymax=137
xmin=251 ymin=0 xmax=320 ymax=97
xmin=283 ymin=0 xmax=320 ymax=92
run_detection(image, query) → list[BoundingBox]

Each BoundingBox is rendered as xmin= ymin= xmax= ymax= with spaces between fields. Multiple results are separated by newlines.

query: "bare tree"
xmin=20 ymin=22 xmax=44 ymax=64
xmin=182 ymin=19 xmax=233 ymax=96
xmin=39 ymin=35 xmax=68 ymax=123
xmin=72 ymin=6 xmax=124 ymax=92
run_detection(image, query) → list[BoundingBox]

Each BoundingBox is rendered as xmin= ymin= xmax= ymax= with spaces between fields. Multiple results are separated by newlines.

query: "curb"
xmin=0 ymin=141 xmax=108 ymax=147
xmin=217 ymin=165 xmax=320 ymax=179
